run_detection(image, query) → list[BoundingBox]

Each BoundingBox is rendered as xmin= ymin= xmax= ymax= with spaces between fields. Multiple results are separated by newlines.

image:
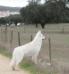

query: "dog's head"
xmin=38 ymin=30 xmax=45 ymax=40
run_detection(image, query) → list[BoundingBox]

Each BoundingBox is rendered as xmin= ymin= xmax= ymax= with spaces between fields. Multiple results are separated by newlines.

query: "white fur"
xmin=10 ymin=30 xmax=45 ymax=69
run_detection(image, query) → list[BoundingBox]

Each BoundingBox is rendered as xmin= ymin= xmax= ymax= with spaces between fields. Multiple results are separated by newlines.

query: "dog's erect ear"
xmin=38 ymin=30 xmax=48 ymax=34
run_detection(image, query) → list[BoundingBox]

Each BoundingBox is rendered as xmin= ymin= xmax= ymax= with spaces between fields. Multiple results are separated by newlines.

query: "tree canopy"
xmin=8 ymin=14 xmax=23 ymax=26
xmin=20 ymin=0 xmax=69 ymax=29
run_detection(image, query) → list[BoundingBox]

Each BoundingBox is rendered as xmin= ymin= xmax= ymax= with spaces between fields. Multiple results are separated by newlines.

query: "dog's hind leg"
xmin=12 ymin=63 xmax=16 ymax=71
xmin=15 ymin=53 xmax=24 ymax=65
xmin=10 ymin=61 xmax=16 ymax=71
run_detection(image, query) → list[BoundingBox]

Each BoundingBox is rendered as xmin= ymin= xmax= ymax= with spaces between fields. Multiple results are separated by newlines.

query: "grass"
xmin=20 ymin=59 xmax=49 ymax=74
xmin=20 ymin=60 xmax=39 ymax=74
xmin=19 ymin=59 xmax=59 ymax=74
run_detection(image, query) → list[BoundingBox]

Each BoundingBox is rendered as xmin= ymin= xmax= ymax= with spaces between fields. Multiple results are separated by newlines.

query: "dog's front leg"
xmin=32 ymin=55 xmax=38 ymax=64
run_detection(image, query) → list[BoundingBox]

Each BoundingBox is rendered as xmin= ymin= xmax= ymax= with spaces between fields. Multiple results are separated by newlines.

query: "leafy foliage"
xmin=0 ymin=17 xmax=8 ymax=25
xmin=8 ymin=14 xmax=23 ymax=26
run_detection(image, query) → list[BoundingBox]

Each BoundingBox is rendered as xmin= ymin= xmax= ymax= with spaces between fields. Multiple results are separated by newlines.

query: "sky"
xmin=0 ymin=0 xmax=45 ymax=7
xmin=0 ymin=0 xmax=29 ymax=7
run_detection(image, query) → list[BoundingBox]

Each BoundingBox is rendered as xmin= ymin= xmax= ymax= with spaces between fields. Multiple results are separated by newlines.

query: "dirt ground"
xmin=0 ymin=54 xmax=30 ymax=74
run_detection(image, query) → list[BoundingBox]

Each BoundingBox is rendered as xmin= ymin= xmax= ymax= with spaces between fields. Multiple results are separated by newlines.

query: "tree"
xmin=44 ymin=0 xmax=66 ymax=23
xmin=20 ymin=1 xmax=47 ymax=29
xmin=20 ymin=2 xmax=39 ymax=27
xmin=8 ymin=14 xmax=23 ymax=26
xmin=0 ymin=17 xmax=8 ymax=25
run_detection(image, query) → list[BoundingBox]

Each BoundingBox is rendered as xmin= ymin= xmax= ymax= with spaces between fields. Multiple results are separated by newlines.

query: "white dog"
xmin=10 ymin=30 xmax=45 ymax=70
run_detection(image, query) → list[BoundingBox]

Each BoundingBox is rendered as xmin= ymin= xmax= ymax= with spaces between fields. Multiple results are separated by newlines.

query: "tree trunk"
xmin=35 ymin=24 xmax=38 ymax=28
xmin=41 ymin=23 xmax=45 ymax=29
